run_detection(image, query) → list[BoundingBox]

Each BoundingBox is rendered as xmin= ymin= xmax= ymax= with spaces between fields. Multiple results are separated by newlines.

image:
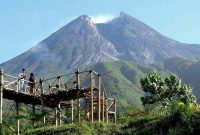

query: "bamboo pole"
xmin=98 ymin=74 xmax=101 ymax=122
xmin=0 ymin=69 xmax=3 ymax=135
xmin=90 ymin=70 xmax=94 ymax=122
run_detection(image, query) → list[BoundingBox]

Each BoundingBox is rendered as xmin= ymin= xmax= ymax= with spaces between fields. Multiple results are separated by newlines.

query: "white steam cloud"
xmin=90 ymin=14 xmax=115 ymax=23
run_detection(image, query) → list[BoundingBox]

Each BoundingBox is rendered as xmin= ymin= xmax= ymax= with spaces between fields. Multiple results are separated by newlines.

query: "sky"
xmin=1 ymin=0 xmax=200 ymax=63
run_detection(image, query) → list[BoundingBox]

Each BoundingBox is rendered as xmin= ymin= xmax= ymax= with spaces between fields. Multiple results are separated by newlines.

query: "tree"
xmin=140 ymin=73 xmax=196 ymax=106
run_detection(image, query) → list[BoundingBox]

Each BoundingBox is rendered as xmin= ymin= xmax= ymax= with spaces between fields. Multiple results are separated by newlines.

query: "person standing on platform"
xmin=18 ymin=68 xmax=26 ymax=93
xmin=29 ymin=73 xmax=35 ymax=95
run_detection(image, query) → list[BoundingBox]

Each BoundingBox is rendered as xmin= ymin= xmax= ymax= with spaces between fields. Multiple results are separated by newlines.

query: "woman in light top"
xmin=18 ymin=68 xmax=26 ymax=92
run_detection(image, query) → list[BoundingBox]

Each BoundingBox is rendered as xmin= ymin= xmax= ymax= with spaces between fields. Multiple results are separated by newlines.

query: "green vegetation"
xmin=141 ymin=73 xmax=196 ymax=106
xmin=25 ymin=121 xmax=121 ymax=135
xmin=22 ymin=73 xmax=200 ymax=135
xmin=93 ymin=61 xmax=171 ymax=111
xmin=121 ymin=73 xmax=199 ymax=135
xmin=2 ymin=61 xmax=200 ymax=135
xmin=163 ymin=57 xmax=200 ymax=99
xmin=122 ymin=100 xmax=200 ymax=135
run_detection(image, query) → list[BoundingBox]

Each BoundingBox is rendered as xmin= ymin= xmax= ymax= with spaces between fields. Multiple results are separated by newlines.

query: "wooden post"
xmin=114 ymin=99 xmax=117 ymax=124
xmin=85 ymin=97 xmax=88 ymax=121
xmin=16 ymin=102 xmax=20 ymax=135
xmin=71 ymin=100 xmax=74 ymax=124
xmin=90 ymin=70 xmax=94 ymax=122
xmin=75 ymin=69 xmax=80 ymax=89
xmin=102 ymin=92 xmax=105 ymax=122
xmin=40 ymin=78 xmax=43 ymax=95
xmin=55 ymin=108 xmax=58 ymax=127
xmin=40 ymin=78 xmax=46 ymax=126
xmin=42 ymin=104 xmax=46 ymax=126
xmin=105 ymin=98 xmax=108 ymax=123
xmin=77 ymin=91 xmax=80 ymax=123
xmin=16 ymin=79 xmax=19 ymax=93
xmin=48 ymin=84 xmax=51 ymax=94
xmin=76 ymin=69 xmax=81 ymax=123
xmin=40 ymin=99 xmax=46 ymax=126
xmin=0 ymin=69 xmax=3 ymax=135
xmin=57 ymin=76 xmax=61 ymax=91
xmin=98 ymin=74 xmax=101 ymax=122
xmin=58 ymin=103 xmax=62 ymax=126
xmin=32 ymin=105 xmax=36 ymax=128
xmin=32 ymin=81 xmax=36 ymax=96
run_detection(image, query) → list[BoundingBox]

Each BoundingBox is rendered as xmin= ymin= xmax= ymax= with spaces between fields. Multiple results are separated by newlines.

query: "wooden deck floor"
xmin=3 ymin=88 xmax=97 ymax=108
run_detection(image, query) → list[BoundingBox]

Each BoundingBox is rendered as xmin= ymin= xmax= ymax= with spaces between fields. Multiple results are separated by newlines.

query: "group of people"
xmin=18 ymin=68 xmax=35 ymax=94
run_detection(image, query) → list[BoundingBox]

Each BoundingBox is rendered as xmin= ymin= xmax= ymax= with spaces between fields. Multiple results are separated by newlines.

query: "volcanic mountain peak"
xmin=67 ymin=15 xmax=96 ymax=28
xmin=1 ymin=12 xmax=200 ymax=75
xmin=119 ymin=11 xmax=134 ymax=20
xmin=74 ymin=15 xmax=95 ymax=26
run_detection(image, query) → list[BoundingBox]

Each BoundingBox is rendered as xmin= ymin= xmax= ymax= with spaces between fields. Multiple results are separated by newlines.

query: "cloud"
xmin=90 ymin=14 xmax=115 ymax=23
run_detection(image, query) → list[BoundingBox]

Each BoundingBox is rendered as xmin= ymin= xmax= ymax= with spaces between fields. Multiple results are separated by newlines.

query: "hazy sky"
xmin=1 ymin=0 xmax=200 ymax=63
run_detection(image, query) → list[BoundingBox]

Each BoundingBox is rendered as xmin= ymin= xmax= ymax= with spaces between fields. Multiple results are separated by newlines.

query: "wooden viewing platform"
xmin=0 ymin=69 xmax=116 ymax=135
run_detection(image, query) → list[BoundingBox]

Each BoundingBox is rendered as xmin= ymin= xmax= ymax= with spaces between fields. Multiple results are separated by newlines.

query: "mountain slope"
xmin=1 ymin=12 xmax=200 ymax=76
xmin=92 ymin=61 xmax=171 ymax=110
xmin=164 ymin=57 xmax=200 ymax=99
xmin=0 ymin=15 xmax=118 ymax=76
xmin=97 ymin=12 xmax=200 ymax=64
